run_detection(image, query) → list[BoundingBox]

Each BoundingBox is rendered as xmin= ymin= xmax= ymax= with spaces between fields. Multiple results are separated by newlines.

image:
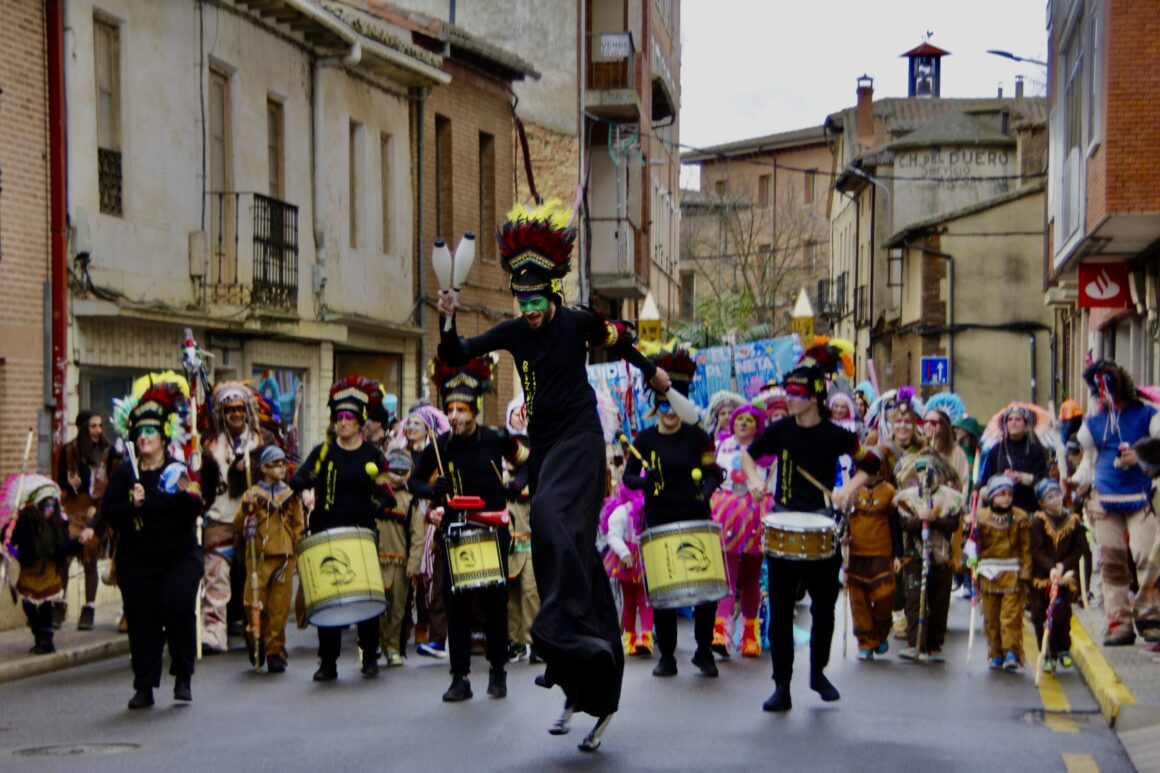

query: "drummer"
xmin=741 ymin=344 xmax=880 ymax=712
xmin=411 ymin=356 xmax=526 ymax=702
xmin=291 ymin=376 xmax=394 ymax=682
xmin=622 ymin=348 xmax=723 ymax=678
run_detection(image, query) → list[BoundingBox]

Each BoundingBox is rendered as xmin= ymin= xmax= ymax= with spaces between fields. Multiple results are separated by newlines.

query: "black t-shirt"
xmin=291 ymin=440 xmax=388 ymax=533
xmin=411 ymin=426 xmax=515 ymax=521
xmin=438 ymin=307 xmax=656 ymax=450
xmin=747 ymin=417 xmax=863 ymax=512
xmin=624 ymin=423 xmax=720 ymax=526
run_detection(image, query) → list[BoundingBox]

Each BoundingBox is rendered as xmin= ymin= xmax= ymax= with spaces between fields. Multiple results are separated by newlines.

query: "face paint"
xmin=517 ymin=295 xmax=550 ymax=312
xmin=656 ymin=400 xmax=674 ymax=415
xmin=137 ymin=426 xmax=161 ymax=438
xmin=784 ymin=383 xmax=811 ymax=400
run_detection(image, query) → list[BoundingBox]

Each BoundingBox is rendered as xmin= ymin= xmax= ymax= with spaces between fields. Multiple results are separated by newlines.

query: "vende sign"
xmin=1078 ymin=263 xmax=1131 ymax=309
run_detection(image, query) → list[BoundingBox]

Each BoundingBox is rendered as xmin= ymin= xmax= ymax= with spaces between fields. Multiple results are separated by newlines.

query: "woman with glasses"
xmin=921 ymin=409 xmax=969 ymax=489
xmin=291 ymin=376 xmax=394 ymax=681
xmin=101 ymin=380 xmax=204 ymax=709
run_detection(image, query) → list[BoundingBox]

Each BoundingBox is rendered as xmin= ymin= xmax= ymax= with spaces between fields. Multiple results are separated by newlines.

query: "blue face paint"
xmin=656 ymin=401 xmax=673 ymax=415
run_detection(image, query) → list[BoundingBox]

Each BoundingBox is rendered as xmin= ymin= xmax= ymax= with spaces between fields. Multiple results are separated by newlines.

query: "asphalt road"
xmin=0 ymin=594 xmax=1133 ymax=772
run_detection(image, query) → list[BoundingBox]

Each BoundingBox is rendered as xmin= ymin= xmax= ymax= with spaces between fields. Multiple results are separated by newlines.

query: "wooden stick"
xmin=1079 ymin=555 xmax=1090 ymax=612
xmin=618 ymin=434 xmax=650 ymax=469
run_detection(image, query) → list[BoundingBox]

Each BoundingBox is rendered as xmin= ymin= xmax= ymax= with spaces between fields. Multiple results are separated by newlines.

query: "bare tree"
xmin=680 ymin=186 xmax=824 ymax=341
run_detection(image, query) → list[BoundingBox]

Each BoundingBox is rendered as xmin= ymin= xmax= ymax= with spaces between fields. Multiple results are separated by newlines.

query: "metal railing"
xmin=587 ymin=31 xmax=635 ymax=90
xmin=854 ymin=284 xmax=870 ymax=327
xmin=98 ymin=148 xmax=123 ymax=216
xmin=208 ymin=191 xmax=299 ymax=311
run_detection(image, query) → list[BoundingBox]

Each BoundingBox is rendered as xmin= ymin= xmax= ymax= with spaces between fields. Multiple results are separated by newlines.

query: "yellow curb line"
xmin=1070 ymin=615 xmax=1136 ymax=726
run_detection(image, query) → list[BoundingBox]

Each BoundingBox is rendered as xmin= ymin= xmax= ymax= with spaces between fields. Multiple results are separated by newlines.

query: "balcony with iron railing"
xmin=207 ymin=191 xmax=299 ymax=313
xmin=854 ymin=284 xmax=870 ymax=327
xmin=586 ymin=31 xmax=642 ymax=122
xmin=817 ymin=271 xmax=849 ymax=320
xmin=590 ymin=215 xmax=648 ymax=299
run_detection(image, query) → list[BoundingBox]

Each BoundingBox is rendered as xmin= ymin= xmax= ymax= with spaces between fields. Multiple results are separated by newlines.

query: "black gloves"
xmin=431 ymin=476 xmax=453 ymax=500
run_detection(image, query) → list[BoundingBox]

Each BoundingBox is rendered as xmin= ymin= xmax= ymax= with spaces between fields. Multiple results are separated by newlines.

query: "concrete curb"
xmin=1070 ymin=614 xmax=1137 ymax=726
xmin=0 ymin=636 xmax=129 ymax=685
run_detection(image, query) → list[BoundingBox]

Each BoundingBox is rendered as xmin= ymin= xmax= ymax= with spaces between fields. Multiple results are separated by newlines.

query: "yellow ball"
xmin=365 ymin=462 xmax=379 ymax=478
xmin=691 ymin=469 xmax=703 ymax=483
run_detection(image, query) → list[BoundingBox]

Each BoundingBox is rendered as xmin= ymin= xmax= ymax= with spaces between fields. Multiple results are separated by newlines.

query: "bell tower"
xmin=902 ymin=35 xmax=949 ymax=98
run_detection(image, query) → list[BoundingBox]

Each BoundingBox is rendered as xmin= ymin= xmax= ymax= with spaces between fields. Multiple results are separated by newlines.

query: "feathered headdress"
xmin=785 ymin=343 xmax=843 ymax=400
xmin=366 ymin=380 xmax=393 ymax=425
xmin=113 ymin=374 xmax=188 ymax=441
xmin=924 ymin=392 xmax=966 ymax=424
xmin=430 ymin=356 xmax=495 ymax=414
xmin=211 ymin=381 xmax=260 ymax=435
xmin=651 ymin=347 xmax=697 ymax=397
xmin=0 ymin=474 xmax=64 ymax=551
xmin=705 ymin=390 xmax=746 ymax=439
xmin=328 ymin=375 xmax=376 ymax=424
xmin=498 ymin=199 xmax=575 ymax=298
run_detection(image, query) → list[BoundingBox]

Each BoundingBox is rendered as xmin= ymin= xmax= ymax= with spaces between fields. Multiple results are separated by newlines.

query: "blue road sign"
xmin=920 ymin=356 xmax=950 ymax=387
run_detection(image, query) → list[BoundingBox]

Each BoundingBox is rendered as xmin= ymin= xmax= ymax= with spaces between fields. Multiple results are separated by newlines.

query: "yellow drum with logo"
xmin=639 ymin=520 xmax=729 ymax=609
xmin=295 ymin=527 xmax=387 ymax=626
xmin=445 ymin=524 xmax=506 ymax=593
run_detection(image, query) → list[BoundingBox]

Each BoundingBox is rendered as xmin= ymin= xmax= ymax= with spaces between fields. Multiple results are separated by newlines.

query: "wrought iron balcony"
xmin=208 ymin=191 xmax=299 ymax=312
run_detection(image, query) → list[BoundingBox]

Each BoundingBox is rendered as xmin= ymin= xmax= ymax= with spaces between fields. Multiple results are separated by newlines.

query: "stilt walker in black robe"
xmin=436 ymin=200 xmax=670 ymax=752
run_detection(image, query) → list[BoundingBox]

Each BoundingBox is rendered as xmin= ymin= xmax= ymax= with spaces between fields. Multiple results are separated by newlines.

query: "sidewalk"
xmin=0 ymin=602 xmax=127 ymax=685
xmin=1073 ymin=603 xmax=1160 ymax=771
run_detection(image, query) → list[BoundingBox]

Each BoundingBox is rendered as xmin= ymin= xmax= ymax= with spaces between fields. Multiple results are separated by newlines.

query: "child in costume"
xmin=710 ymin=403 xmax=768 ymax=657
xmin=235 ymin=445 xmax=304 ymax=673
xmin=892 ymin=450 xmax=965 ymax=662
xmin=601 ymin=482 xmax=653 ymax=657
xmin=2 ymin=475 xmax=72 ymax=654
xmin=975 ymin=475 xmax=1032 ymax=671
xmin=1029 ymin=478 xmax=1085 ymax=672
xmin=846 ymin=447 xmax=901 ymax=660
xmin=377 ymin=449 xmax=418 ymax=668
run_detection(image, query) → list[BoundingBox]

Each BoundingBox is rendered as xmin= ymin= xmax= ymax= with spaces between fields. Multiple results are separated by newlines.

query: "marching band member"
xmin=436 ymin=200 xmax=667 ymax=751
xmin=710 ymin=403 xmax=768 ymax=658
xmin=291 ymin=376 xmax=394 ymax=681
xmin=741 ymin=344 xmax=879 ymax=712
xmin=622 ymin=349 xmax=723 ymax=678
xmin=234 ymin=445 xmax=303 ymax=673
xmin=101 ymin=380 xmax=204 ymax=708
xmin=975 ymin=475 xmax=1032 ymax=672
xmin=411 ymin=356 xmax=524 ymax=702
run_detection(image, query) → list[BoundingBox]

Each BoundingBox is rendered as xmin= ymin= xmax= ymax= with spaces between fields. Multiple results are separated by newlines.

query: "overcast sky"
xmin=678 ymin=0 xmax=1048 ymax=186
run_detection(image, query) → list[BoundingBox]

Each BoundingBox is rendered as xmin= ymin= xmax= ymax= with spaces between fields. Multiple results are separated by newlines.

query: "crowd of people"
xmin=2 ymin=197 xmax=1160 ymax=755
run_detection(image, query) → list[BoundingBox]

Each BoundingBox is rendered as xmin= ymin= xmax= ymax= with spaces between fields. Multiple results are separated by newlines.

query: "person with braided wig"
xmin=740 ymin=344 xmax=879 ymax=712
xmin=436 ymin=200 xmax=669 ymax=752
xmin=100 ymin=380 xmax=205 ymax=708
xmin=622 ymin=349 xmax=724 ymax=677
xmin=410 ymin=356 xmax=525 ymax=701
xmin=290 ymin=376 xmax=395 ymax=681
xmin=1072 ymin=360 xmax=1160 ymax=644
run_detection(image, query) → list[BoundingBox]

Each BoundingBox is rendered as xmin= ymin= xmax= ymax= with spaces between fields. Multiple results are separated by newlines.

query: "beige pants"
xmin=1090 ymin=497 xmax=1160 ymax=633
xmin=982 ymin=589 xmax=1025 ymax=662
xmin=507 ymin=553 xmax=540 ymax=646
xmin=242 ymin=555 xmax=294 ymax=661
xmin=378 ymin=561 xmax=409 ymax=656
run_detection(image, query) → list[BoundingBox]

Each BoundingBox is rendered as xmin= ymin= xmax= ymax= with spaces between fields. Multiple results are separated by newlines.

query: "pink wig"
xmin=728 ymin=404 xmax=766 ymax=438
xmin=600 ymin=478 xmax=645 ymax=537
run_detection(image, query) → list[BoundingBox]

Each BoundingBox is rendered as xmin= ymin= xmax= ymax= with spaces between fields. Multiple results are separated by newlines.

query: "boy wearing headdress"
xmin=1029 ymin=478 xmax=1085 ymax=672
xmin=975 ymin=475 xmax=1032 ymax=671
xmin=235 ymin=445 xmax=304 ymax=673
xmin=846 ymin=446 xmax=901 ymax=660
xmin=3 ymin=476 xmax=72 ymax=654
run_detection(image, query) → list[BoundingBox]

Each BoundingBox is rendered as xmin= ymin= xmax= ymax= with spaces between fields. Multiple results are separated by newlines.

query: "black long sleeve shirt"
xmin=438 ymin=307 xmax=656 ymax=450
xmin=291 ymin=440 xmax=391 ymax=534
xmin=623 ymin=424 xmax=723 ymax=527
xmin=410 ymin=426 xmax=519 ymax=530
xmin=101 ymin=457 xmax=202 ymax=567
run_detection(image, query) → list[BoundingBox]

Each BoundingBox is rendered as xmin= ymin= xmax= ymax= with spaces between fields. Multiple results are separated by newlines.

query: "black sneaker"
xmin=651 ymin=656 xmax=677 ymax=677
xmin=442 ymin=675 xmax=472 ymax=702
xmin=810 ymin=672 xmax=840 ymax=702
xmin=173 ymin=679 xmax=192 ymax=702
xmin=267 ymin=656 xmax=287 ymax=674
xmin=128 ymin=688 xmax=154 ymax=709
xmin=487 ymin=668 xmax=507 ymax=698
xmin=762 ymin=684 xmax=791 ymax=712
xmin=361 ymin=658 xmax=380 ymax=678
xmin=691 ymin=649 xmax=718 ymax=677
xmin=312 ymin=663 xmax=338 ymax=682
xmin=77 ymin=605 xmax=95 ymax=631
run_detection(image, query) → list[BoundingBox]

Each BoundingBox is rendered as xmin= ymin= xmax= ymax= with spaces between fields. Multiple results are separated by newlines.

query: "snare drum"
xmin=445 ymin=524 xmax=505 ymax=593
xmin=639 ymin=521 xmax=729 ymax=609
xmin=295 ymin=527 xmax=388 ymax=626
xmin=761 ymin=512 xmax=837 ymax=561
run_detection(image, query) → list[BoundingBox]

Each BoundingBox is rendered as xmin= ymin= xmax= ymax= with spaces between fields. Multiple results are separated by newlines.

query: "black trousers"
xmin=1029 ymin=584 xmax=1074 ymax=657
xmin=442 ymin=555 xmax=509 ymax=677
xmin=903 ymin=561 xmax=953 ymax=652
xmin=529 ymin=431 xmax=624 ymax=718
xmin=655 ymin=602 xmax=715 ymax=659
xmin=118 ymin=551 xmax=203 ymax=690
xmin=23 ymin=599 xmax=53 ymax=641
xmin=767 ymin=553 xmax=841 ymax=686
xmin=317 ymin=616 xmax=380 ymax=665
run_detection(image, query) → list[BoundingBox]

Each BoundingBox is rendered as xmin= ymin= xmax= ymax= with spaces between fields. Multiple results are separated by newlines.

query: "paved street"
xmin=0 ymin=596 xmax=1131 ymax=772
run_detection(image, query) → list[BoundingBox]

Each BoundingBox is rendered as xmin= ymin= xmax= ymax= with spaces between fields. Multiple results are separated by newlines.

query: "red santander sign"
xmin=1078 ymin=263 xmax=1131 ymax=309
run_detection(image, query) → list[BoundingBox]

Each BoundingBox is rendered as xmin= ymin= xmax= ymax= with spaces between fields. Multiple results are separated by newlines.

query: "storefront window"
xmin=252 ymin=366 xmax=306 ymax=461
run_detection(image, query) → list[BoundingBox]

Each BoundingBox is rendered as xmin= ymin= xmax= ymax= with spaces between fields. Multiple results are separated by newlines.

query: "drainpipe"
xmin=47 ymin=0 xmax=68 ymax=459
xmin=414 ymin=87 xmax=428 ymax=401
xmin=1029 ymin=333 xmax=1037 ymax=404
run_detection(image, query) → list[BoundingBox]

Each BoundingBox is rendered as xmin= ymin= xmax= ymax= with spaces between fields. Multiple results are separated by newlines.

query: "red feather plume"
xmin=328 ymin=375 xmax=375 ymax=403
xmin=652 ymin=348 xmax=697 ymax=380
xmin=497 ymin=220 xmax=575 ymax=269
xmin=430 ymin=356 xmax=493 ymax=394
xmin=799 ymin=344 xmax=842 ymax=375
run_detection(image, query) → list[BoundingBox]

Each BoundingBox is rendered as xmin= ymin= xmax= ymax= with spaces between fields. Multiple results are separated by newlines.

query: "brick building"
xmin=0 ymin=1 xmax=50 ymax=480
xmin=1043 ymin=0 xmax=1160 ymax=399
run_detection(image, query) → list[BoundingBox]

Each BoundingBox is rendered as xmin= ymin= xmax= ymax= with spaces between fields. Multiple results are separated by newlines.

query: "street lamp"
xmin=986 ymin=49 xmax=1047 ymax=67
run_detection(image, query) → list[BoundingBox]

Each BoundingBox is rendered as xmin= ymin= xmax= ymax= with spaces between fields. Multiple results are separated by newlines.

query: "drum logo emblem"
xmin=319 ymin=550 xmax=357 ymax=586
xmin=675 ymin=538 xmax=711 ymax=573
xmin=456 ymin=548 xmax=478 ymax=568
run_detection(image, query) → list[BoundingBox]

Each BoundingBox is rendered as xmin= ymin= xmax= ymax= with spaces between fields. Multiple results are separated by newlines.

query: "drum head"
xmin=762 ymin=512 xmax=834 ymax=529
xmin=308 ymin=598 xmax=388 ymax=627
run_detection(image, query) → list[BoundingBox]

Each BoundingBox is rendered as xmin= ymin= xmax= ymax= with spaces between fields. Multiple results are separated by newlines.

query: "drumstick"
xmin=618 ymin=434 xmax=650 ymax=469
xmin=796 ymin=466 xmax=832 ymax=509
xmin=427 ymin=427 xmax=446 ymax=477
